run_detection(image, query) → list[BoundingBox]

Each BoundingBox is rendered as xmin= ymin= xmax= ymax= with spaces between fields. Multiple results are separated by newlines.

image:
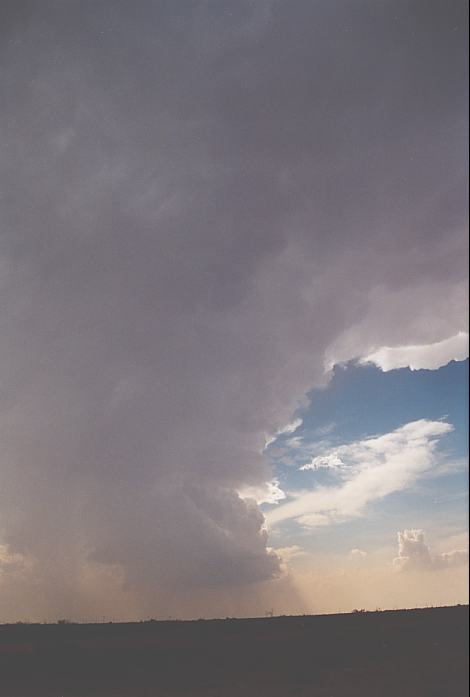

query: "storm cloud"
xmin=0 ymin=1 xmax=467 ymax=618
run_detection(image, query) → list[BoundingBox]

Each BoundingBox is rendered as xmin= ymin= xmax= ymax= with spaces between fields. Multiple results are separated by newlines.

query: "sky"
xmin=0 ymin=0 xmax=468 ymax=622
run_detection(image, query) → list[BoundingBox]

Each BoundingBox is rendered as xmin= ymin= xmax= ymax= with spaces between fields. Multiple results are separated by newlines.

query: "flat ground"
xmin=0 ymin=605 xmax=468 ymax=696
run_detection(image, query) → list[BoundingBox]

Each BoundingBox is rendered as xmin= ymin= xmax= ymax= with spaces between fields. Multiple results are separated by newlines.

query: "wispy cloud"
xmin=263 ymin=418 xmax=303 ymax=450
xmin=267 ymin=419 xmax=454 ymax=528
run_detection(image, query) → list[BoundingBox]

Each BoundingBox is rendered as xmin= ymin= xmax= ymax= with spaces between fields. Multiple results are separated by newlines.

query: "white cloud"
xmin=264 ymin=418 xmax=303 ymax=450
xmin=360 ymin=331 xmax=469 ymax=372
xmin=239 ymin=478 xmax=287 ymax=506
xmin=285 ymin=435 xmax=304 ymax=449
xmin=349 ymin=548 xmax=368 ymax=558
xmin=393 ymin=529 xmax=469 ymax=572
xmin=267 ymin=419 xmax=453 ymax=528
xmin=278 ymin=418 xmax=304 ymax=436
xmin=271 ymin=545 xmax=307 ymax=563
xmin=300 ymin=453 xmax=345 ymax=471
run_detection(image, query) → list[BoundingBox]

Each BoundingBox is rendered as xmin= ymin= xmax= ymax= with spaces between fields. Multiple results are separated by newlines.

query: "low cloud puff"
xmin=349 ymin=548 xmax=368 ymax=559
xmin=301 ymin=453 xmax=346 ymax=472
xmin=393 ymin=529 xmax=469 ymax=572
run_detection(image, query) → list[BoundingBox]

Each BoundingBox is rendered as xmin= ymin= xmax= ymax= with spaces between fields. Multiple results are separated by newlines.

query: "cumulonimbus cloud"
xmin=0 ymin=0 xmax=467 ymax=618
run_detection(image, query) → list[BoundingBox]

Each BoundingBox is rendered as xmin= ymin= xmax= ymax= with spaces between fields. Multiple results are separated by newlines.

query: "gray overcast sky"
xmin=0 ymin=1 xmax=467 ymax=619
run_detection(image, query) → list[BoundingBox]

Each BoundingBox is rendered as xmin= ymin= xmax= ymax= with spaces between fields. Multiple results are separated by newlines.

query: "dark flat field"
xmin=0 ymin=605 xmax=468 ymax=697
